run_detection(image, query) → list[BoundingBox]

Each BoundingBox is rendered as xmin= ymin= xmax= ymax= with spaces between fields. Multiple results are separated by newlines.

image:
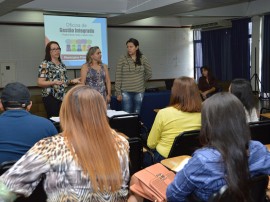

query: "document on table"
xmin=50 ymin=116 xmax=60 ymax=122
xmin=106 ymin=110 xmax=129 ymax=118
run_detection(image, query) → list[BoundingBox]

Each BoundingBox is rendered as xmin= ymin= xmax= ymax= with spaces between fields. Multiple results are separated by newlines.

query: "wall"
xmin=0 ymin=11 xmax=194 ymax=87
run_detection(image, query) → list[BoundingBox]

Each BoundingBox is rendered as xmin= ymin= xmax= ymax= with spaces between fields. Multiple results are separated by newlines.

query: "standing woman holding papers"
xmin=115 ymin=38 xmax=152 ymax=113
xmin=37 ymin=41 xmax=80 ymax=118
xmin=80 ymin=46 xmax=111 ymax=104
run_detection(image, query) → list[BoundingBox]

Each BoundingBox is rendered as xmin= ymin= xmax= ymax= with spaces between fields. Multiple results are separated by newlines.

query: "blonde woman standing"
xmin=81 ymin=46 xmax=111 ymax=104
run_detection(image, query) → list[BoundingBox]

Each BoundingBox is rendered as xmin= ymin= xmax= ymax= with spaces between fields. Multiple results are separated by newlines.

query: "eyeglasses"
xmin=50 ymin=48 xmax=61 ymax=51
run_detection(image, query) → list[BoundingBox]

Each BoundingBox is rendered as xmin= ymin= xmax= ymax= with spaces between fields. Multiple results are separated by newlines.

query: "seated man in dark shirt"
xmin=198 ymin=66 xmax=218 ymax=100
xmin=0 ymin=82 xmax=58 ymax=164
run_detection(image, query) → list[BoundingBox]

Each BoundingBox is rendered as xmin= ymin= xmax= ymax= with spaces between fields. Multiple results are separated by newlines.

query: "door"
xmin=0 ymin=62 xmax=16 ymax=87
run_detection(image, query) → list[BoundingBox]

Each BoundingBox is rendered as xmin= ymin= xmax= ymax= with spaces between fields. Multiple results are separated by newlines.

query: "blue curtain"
xmin=261 ymin=15 xmax=270 ymax=93
xmin=201 ymin=29 xmax=232 ymax=81
xmin=200 ymin=18 xmax=251 ymax=81
xmin=231 ymin=18 xmax=251 ymax=80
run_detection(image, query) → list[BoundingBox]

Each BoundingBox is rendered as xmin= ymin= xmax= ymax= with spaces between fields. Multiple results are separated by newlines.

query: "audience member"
xmin=0 ymin=85 xmax=130 ymax=201
xmin=37 ymin=41 xmax=80 ymax=118
xmin=146 ymin=77 xmax=201 ymax=166
xmin=0 ymin=82 xmax=57 ymax=164
xmin=198 ymin=66 xmax=218 ymax=99
xmin=115 ymin=38 xmax=152 ymax=113
xmin=166 ymin=92 xmax=270 ymax=202
xmin=229 ymin=78 xmax=258 ymax=122
xmin=80 ymin=46 xmax=111 ymax=104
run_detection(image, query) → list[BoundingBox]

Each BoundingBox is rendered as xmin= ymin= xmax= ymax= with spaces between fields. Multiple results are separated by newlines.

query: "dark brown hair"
xmin=44 ymin=41 xmax=62 ymax=62
xmin=169 ymin=76 xmax=202 ymax=112
xmin=200 ymin=92 xmax=250 ymax=201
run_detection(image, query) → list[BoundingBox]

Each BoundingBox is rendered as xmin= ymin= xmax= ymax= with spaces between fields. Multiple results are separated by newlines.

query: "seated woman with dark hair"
xmin=229 ymin=78 xmax=259 ymax=122
xmin=0 ymin=85 xmax=130 ymax=201
xmin=146 ymin=76 xmax=202 ymax=166
xmin=198 ymin=66 xmax=218 ymax=99
xmin=166 ymin=92 xmax=270 ymax=202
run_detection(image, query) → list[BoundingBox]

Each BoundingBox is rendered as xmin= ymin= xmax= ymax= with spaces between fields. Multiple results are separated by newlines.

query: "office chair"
xmin=208 ymin=175 xmax=269 ymax=202
xmin=109 ymin=113 xmax=141 ymax=138
xmin=249 ymin=120 xmax=270 ymax=145
xmin=52 ymin=121 xmax=62 ymax=133
xmin=128 ymin=137 xmax=143 ymax=176
xmin=167 ymin=130 xmax=201 ymax=158
xmin=0 ymin=160 xmax=47 ymax=202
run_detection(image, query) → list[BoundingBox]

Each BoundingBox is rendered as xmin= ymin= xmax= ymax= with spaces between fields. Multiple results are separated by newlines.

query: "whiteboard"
xmin=108 ymin=28 xmax=194 ymax=81
xmin=0 ymin=25 xmax=194 ymax=86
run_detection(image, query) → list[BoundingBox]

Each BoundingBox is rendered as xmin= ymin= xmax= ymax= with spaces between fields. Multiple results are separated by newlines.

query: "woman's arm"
xmin=80 ymin=64 xmax=88 ymax=85
xmin=0 ymin=140 xmax=50 ymax=200
xmin=147 ymin=111 xmax=163 ymax=149
xmin=166 ymin=155 xmax=205 ymax=201
xmin=37 ymin=77 xmax=63 ymax=88
xmin=115 ymin=56 xmax=124 ymax=101
xmin=142 ymin=56 xmax=152 ymax=81
xmin=104 ymin=65 xmax=112 ymax=103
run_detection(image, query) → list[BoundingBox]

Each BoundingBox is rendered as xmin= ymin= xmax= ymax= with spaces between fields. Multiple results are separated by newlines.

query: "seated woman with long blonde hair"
xmin=0 ymin=85 xmax=130 ymax=201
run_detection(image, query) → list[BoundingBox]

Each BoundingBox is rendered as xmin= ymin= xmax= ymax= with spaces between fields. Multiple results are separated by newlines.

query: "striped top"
xmin=115 ymin=54 xmax=152 ymax=96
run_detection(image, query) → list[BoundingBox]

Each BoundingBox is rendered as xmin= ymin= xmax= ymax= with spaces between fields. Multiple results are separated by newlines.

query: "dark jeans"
xmin=121 ymin=92 xmax=144 ymax=113
xmin=42 ymin=94 xmax=62 ymax=118
xmin=143 ymin=149 xmax=165 ymax=168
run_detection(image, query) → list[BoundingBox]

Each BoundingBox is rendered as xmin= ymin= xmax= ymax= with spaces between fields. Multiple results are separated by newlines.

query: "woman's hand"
xmin=106 ymin=94 xmax=111 ymax=104
xmin=117 ymin=95 xmax=122 ymax=102
xmin=53 ymin=80 xmax=64 ymax=85
xmin=201 ymin=92 xmax=207 ymax=99
xmin=71 ymin=78 xmax=81 ymax=85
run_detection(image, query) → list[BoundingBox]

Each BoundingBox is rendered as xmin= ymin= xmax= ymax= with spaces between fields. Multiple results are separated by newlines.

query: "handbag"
xmin=130 ymin=163 xmax=175 ymax=202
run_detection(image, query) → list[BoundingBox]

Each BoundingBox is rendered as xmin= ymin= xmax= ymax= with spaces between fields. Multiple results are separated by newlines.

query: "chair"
xmin=0 ymin=160 xmax=47 ymax=202
xmin=167 ymin=130 xmax=201 ymax=158
xmin=0 ymin=160 xmax=17 ymax=175
xmin=109 ymin=113 xmax=141 ymax=138
xmin=260 ymin=107 xmax=270 ymax=121
xmin=208 ymin=175 xmax=269 ymax=202
xmin=128 ymin=137 xmax=143 ymax=176
xmin=52 ymin=121 xmax=62 ymax=133
xmin=249 ymin=120 xmax=270 ymax=145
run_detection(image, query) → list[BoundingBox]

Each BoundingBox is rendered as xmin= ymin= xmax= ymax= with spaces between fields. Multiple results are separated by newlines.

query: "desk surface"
xmin=265 ymin=144 xmax=270 ymax=151
xmin=161 ymin=155 xmax=191 ymax=172
xmin=261 ymin=113 xmax=270 ymax=119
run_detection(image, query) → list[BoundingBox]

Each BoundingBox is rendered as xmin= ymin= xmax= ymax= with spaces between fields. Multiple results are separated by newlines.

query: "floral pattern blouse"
xmin=85 ymin=64 xmax=107 ymax=100
xmin=0 ymin=134 xmax=130 ymax=202
xmin=38 ymin=60 xmax=68 ymax=101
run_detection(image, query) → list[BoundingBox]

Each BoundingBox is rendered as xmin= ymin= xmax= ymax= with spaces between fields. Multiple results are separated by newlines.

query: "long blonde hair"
xmin=60 ymin=85 xmax=122 ymax=192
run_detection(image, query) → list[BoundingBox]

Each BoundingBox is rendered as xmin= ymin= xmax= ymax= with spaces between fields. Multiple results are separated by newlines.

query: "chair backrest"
xmin=128 ymin=137 xmax=143 ymax=176
xmin=260 ymin=107 xmax=270 ymax=121
xmin=208 ymin=175 xmax=269 ymax=202
xmin=168 ymin=130 xmax=201 ymax=158
xmin=249 ymin=120 xmax=270 ymax=144
xmin=0 ymin=161 xmax=47 ymax=202
xmin=0 ymin=160 xmax=17 ymax=175
xmin=52 ymin=121 xmax=62 ymax=133
xmin=109 ymin=113 xmax=141 ymax=138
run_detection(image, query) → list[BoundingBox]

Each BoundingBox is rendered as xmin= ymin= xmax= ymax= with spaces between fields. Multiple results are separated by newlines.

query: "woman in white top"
xmin=229 ymin=78 xmax=258 ymax=122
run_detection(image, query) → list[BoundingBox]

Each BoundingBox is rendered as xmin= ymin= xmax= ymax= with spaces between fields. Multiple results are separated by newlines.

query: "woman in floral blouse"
xmin=0 ymin=85 xmax=130 ymax=202
xmin=37 ymin=41 xmax=80 ymax=118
